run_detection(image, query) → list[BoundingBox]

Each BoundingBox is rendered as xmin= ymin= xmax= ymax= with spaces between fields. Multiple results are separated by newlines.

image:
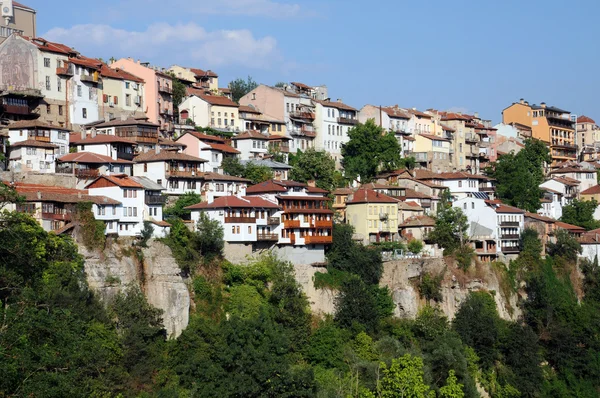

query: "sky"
xmin=26 ymin=0 xmax=600 ymax=123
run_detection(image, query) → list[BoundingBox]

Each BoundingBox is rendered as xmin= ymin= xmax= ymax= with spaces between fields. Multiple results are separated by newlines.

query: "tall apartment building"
xmin=0 ymin=1 xmax=36 ymax=44
xmin=503 ymin=99 xmax=576 ymax=164
xmin=313 ymin=99 xmax=358 ymax=166
xmin=110 ymin=58 xmax=174 ymax=134
xmin=576 ymin=115 xmax=600 ymax=161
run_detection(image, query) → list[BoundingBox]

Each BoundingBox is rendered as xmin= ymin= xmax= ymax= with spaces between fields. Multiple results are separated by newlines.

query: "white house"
xmin=130 ymin=176 xmax=170 ymax=238
xmin=86 ymin=174 xmax=146 ymax=237
xmin=313 ymin=99 xmax=358 ymax=167
xmin=8 ymin=119 xmax=70 ymax=157
xmin=540 ymin=177 xmax=579 ymax=205
xmin=548 ymin=166 xmax=596 ymax=194
xmin=56 ymin=152 xmax=134 ymax=188
xmin=68 ymin=57 xmax=102 ymax=129
xmin=176 ymin=131 xmax=240 ymax=173
xmin=200 ymin=172 xmax=249 ymax=203
xmin=539 ymin=187 xmax=564 ymax=219
xmin=8 ymin=140 xmax=57 ymax=173
xmin=231 ymin=130 xmax=270 ymax=160
xmin=70 ymin=132 xmax=137 ymax=162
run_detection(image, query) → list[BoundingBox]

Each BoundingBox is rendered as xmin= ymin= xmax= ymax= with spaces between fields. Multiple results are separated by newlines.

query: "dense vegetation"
xmin=3 ymin=179 xmax=600 ymax=396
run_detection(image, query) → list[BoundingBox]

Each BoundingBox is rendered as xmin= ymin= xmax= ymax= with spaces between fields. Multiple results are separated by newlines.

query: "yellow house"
xmin=503 ymin=99 xmax=576 ymax=164
xmin=346 ymin=189 xmax=399 ymax=245
xmin=412 ymin=133 xmax=452 ymax=172
xmin=581 ymin=185 xmax=600 ymax=202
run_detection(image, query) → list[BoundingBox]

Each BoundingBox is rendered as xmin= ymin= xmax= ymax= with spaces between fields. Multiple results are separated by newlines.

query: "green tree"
xmin=229 ymin=75 xmax=258 ymax=103
xmin=377 ymin=354 xmax=434 ymax=398
xmin=439 ymin=370 xmax=465 ymax=398
xmin=140 ymin=220 xmax=154 ymax=247
xmin=341 ymin=119 xmax=402 ymax=182
xmin=560 ymin=198 xmax=600 ymax=230
xmin=428 ymin=191 xmax=469 ymax=255
xmin=335 ymin=278 xmax=392 ymax=332
xmin=196 ymin=212 xmax=224 ymax=259
xmin=289 ymin=148 xmax=337 ymax=192
xmin=546 ymin=229 xmax=582 ymax=262
xmin=487 ymin=139 xmax=551 ymax=212
xmin=399 ymin=156 xmax=417 ymax=171
xmin=222 ymin=156 xmax=246 ymax=177
xmin=171 ymin=76 xmax=187 ymax=110
xmin=408 ymin=239 xmax=424 ymax=254
xmin=243 ymin=162 xmax=274 ymax=184
xmin=417 ymin=272 xmax=443 ymax=303
xmin=0 ymin=181 xmax=22 ymax=209
xmin=164 ymin=192 xmax=201 ymax=220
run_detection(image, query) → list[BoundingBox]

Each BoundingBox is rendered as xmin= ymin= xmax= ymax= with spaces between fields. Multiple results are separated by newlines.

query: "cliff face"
xmin=79 ymin=239 xmax=190 ymax=339
xmin=305 ymin=258 xmax=522 ymax=322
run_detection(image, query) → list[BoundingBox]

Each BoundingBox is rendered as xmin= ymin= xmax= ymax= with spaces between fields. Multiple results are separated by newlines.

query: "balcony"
xmin=224 ymin=216 xmax=256 ymax=223
xmin=312 ymin=220 xmax=333 ymax=228
xmin=3 ymin=104 xmax=30 ymax=115
xmin=290 ymin=233 xmax=296 ymax=245
xmin=412 ymin=152 xmax=429 ymax=162
xmin=337 ymin=117 xmax=358 ymax=125
xmin=499 ymin=221 xmax=519 ymax=227
xmin=268 ymin=217 xmax=281 ymax=225
xmin=167 ymin=170 xmax=200 ymax=178
xmin=75 ymin=169 xmax=99 ymax=179
xmin=42 ymin=212 xmax=72 ymax=221
xmin=56 ymin=64 xmax=74 ymax=76
xmin=501 ymin=246 xmax=520 ymax=254
xmin=465 ymin=133 xmax=477 ymax=143
xmin=257 ymin=233 xmax=279 ymax=241
xmin=501 ymin=234 xmax=520 ymax=240
xmin=158 ymin=85 xmax=173 ymax=94
xmin=28 ymin=134 xmax=51 ymax=142
xmin=304 ymin=235 xmax=333 ymax=244
xmin=160 ymin=108 xmax=173 ymax=116
xmin=145 ymin=195 xmax=167 ymax=205
xmin=284 ymin=220 xmax=301 ymax=229
xmin=80 ymin=74 xmax=100 ymax=84
xmin=289 ymin=111 xmax=315 ymax=120
xmin=551 ymin=142 xmax=577 ymax=149
xmin=116 ymin=151 xmax=135 ymax=161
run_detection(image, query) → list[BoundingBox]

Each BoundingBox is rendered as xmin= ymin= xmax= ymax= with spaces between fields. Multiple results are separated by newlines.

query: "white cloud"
xmin=43 ymin=23 xmax=279 ymax=69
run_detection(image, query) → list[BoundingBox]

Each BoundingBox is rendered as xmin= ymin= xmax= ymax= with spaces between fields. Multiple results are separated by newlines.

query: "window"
xmin=224 ymin=119 xmax=228 ymax=126
xmin=45 ymin=76 xmax=50 ymax=90
xmin=82 ymin=108 xmax=87 ymax=119
xmin=458 ymin=181 xmax=462 ymax=187
xmin=277 ymin=124 xmax=281 ymax=132
xmin=77 ymin=85 xmax=82 ymax=97
xmin=58 ymin=105 xmax=63 ymax=116
xmin=44 ymin=57 xmax=50 ymax=67
xmin=57 ymin=77 xmax=62 ymax=92
xmin=471 ymin=202 xmax=475 ymax=209
xmin=46 ymin=104 xmax=51 ymax=114
xmin=126 ymin=94 xmax=131 ymax=106
xmin=89 ymin=89 xmax=93 ymax=100
xmin=217 ymin=118 xmax=221 ymax=125
xmin=125 ymin=82 xmax=130 ymax=89
xmin=231 ymin=119 xmax=234 ymax=126
xmin=133 ymin=208 xmax=137 ymax=217
xmin=248 ymin=226 xmax=252 ymax=234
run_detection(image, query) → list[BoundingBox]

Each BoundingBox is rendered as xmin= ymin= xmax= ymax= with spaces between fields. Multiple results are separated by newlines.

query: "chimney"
xmin=37 ymin=191 xmax=41 ymax=199
xmin=307 ymin=180 xmax=316 ymax=188
xmin=541 ymin=102 xmax=546 ymax=108
xmin=337 ymin=98 xmax=343 ymax=103
xmin=519 ymin=98 xmax=525 ymax=104
xmin=128 ymin=57 xmax=133 ymax=62
xmin=474 ymin=112 xmax=479 ymax=118
xmin=82 ymin=129 xmax=87 ymax=140
xmin=91 ymin=128 xmax=97 ymax=138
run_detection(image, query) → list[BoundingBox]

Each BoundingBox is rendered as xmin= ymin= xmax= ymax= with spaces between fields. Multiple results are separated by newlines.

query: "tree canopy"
xmin=221 ymin=157 xmax=273 ymax=184
xmin=560 ymin=198 xmax=600 ymax=230
xmin=341 ymin=119 xmax=402 ymax=183
xmin=289 ymin=148 xmax=337 ymax=192
xmin=428 ymin=190 xmax=469 ymax=255
xmin=229 ymin=75 xmax=258 ymax=103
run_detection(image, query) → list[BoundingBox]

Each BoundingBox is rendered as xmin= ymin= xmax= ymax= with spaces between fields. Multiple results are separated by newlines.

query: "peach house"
xmin=110 ymin=58 xmax=174 ymax=134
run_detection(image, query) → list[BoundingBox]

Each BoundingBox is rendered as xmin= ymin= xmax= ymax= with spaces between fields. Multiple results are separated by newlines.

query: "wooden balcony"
xmin=304 ymin=235 xmax=333 ymax=244
xmin=499 ymin=221 xmax=519 ymax=227
xmin=29 ymin=135 xmax=51 ymax=142
xmin=290 ymin=233 xmax=296 ymax=245
xmin=312 ymin=220 xmax=333 ymax=228
xmin=3 ymin=104 xmax=30 ymax=115
xmin=158 ymin=85 xmax=173 ymax=94
xmin=257 ymin=233 xmax=279 ymax=241
xmin=75 ymin=169 xmax=100 ymax=179
xmin=81 ymin=74 xmax=100 ymax=84
xmin=337 ymin=117 xmax=358 ymax=125
xmin=167 ymin=169 xmax=200 ymax=178
xmin=290 ymin=111 xmax=315 ymax=120
xmin=284 ymin=220 xmax=301 ymax=228
xmin=56 ymin=64 xmax=74 ymax=76
xmin=268 ymin=217 xmax=281 ymax=225
xmin=225 ymin=216 xmax=256 ymax=223
xmin=42 ymin=212 xmax=71 ymax=221
xmin=145 ymin=195 xmax=167 ymax=205
xmin=501 ymin=234 xmax=520 ymax=239
xmin=501 ymin=246 xmax=520 ymax=254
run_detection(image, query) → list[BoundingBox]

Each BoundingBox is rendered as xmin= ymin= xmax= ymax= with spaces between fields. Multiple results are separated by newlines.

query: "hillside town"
xmin=2 ymin=2 xmax=600 ymax=267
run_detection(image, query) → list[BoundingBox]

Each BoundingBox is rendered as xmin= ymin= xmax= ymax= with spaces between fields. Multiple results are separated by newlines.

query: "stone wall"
xmin=223 ymin=241 xmax=254 ymax=264
xmin=272 ymin=244 xmax=326 ymax=265
xmin=1 ymin=171 xmax=78 ymax=188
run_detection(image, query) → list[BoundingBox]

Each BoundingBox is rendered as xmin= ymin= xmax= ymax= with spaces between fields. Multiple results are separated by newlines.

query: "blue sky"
xmin=28 ymin=0 xmax=600 ymax=123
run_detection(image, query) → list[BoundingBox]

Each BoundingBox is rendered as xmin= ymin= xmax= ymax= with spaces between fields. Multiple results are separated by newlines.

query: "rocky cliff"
xmin=79 ymin=238 xmax=190 ymax=338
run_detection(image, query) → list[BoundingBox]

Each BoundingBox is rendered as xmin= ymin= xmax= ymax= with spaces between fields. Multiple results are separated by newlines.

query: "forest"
xmin=2 ymin=194 xmax=600 ymax=397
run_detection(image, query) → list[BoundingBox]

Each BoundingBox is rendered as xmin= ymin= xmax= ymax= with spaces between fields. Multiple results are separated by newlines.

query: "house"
xmin=110 ymin=58 xmax=174 ymax=132
xmin=67 ymin=56 xmax=103 ymax=129
xmin=538 ymin=187 xmax=563 ymax=219
xmin=179 ymin=89 xmax=239 ymax=131
xmin=83 ymin=117 xmax=160 ymax=153
xmin=540 ymin=177 xmax=579 ymax=205
xmin=98 ymin=64 xmax=146 ymax=122
xmin=130 ymin=176 xmax=169 ymax=238
xmin=8 ymin=139 xmax=57 ymax=173
xmin=238 ymin=105 xmax=279 ymax=135
xmin=579 ymin=230 xmax=600 ymax=263
xmin=548 ymin=166 xmax=596 ymax=193
xmin=362 ymin=182 xmax=438 ymax=214
xmin=9 ymin=181 xmax=121 ymax=235
xmin=332 ymin=187 xmax=354 ymax=221
xmin=502 ymin=99 xmax=576 ymax=164
xmin=576 ymin=116 xmax=600 ymax=161
xmin=411 ymin=133 xmax=452 ymax=172
xmin=313 ymin=99 xmax=358 ymax=166
xmin=454 ymin=198 xmax=525 ymax=262
xmin=231 ymin=130 xmax=270 ymax=160
xmin=398 ymin=215 xmax=435 ymax=243
xmin=199 ymin=172 xmax=249 ymax=203
xmin=524 ymin=212 xmax=557 ymax=255
xmin=186 ymin=195 xmax=281 ymax=263
xmin=132 ymin=149 xmax=207 ymax=196
xmin=56 ymin=152 xmax=134 ymax=187
xmin=8 ymin=119 xmax=70 ymax=157
xmin=345 ymin=188 xmax=399 ymax=245
xmin=70 ymin=132 xmax=136 ymax=161
xmin=413 ymin=171 xmax=494 ymax=201
xmin=398 ymin=201 xmax=425 ymax=225
xmin=245 ymin=179 xmax=333 ymax=265
xmin=86 ymin=174 xmax=146 ymax=236
xmin=176 ymin=131 xmax=239 ymax=173
xmin=168 ymin=65 xmax=219 ymax=92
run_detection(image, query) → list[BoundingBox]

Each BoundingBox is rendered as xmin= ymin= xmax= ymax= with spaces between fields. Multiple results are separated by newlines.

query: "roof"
xmin=14 ymin=182 xmax=121 ymax=206
xmin=549 ymin=167 xmax=582 ymax=175
xmin=347 ymin=189 xmax=399 ymax=204
xmin=10 ymin=140 xmax=57 ymax=149
xmin=381 ymin=106 xmax=411 ymax=119
xmin=182 ymin=131 xmax=226 ymax=143
xmin=333 ymin=188 xmax=354 ymax=195
xmin=205 ymin=142 xmax=240 ymax=154
xmin=186 ymin=195 xmax=280 ymax=210
xmin=577 ymin=115 xmax=596 ymax=124
xmin=291 ymin=82 xmax=312 ymax=90
xmin=28 ymin=37 xmax=76 ymax=56
xmin=69 ymin=56 xmax=102 ymax=70
xmin=240 ymin=159 xmax=292 ymax=170
xmin=406 ymin=108 xmax=432 ymax=119
xmin=440 ymin=112 xmax=470 ymax=121
xmin=58 ymin=152 xmax=133 ymax=164
xmin=524 ymin=212 xmax=556 ymax=223
xmin=232 ymin=131 xmax=270 ymax=140
xmin=14 ymin=2 xmax=35 ymax=11
xmin=187 ymin=90 xmax=239 ymax=107
xmin=134 ymin=149 xmax=207 ymax=163
xmin=86 ymin=174 xmax=143 ymax=189
xmin=9 ymin=120 xmax=70 ymax=131
xmin=149 ymin=220 xmax=171 ymax=227
xmin=553 ymin=176 xmax=580 ymax=186
xmin=100 ymin=64 xmax=144 ymax=83
xmin=92 ymin=117 xmax=159 ymax=128
xmin=72 ymin=134 xmax=136 ymax=145
xmin=555 ymin=221 xmax=586 ymax=232
xmin=200 ymin=172 xmax=250 ymax=183
xmin=581 ymin=185 xmax=600 ymax=195
xmin=540 ymin=186 xmax=562 ymax=195
xmin=238 ymin=105 xmax=261 ymax=114
xmin=190 ymin=68 xmax=218 ymax=78
xmin=418 ymin=133 xmax=450 ymax=142
xmin=485 ymin=201 xmax=525 ymax=214
xmin=398 ymin=201 xmax=424 ymax=211
xmin=441 ymin=124 xmax=456 ymax=132
xmin=158 ymin=137 xmax=186 ymax=147
xmin=246 ymin=180 xmax=288 ymax=194
xmin=314 ymin=100 xmax=357 ymax=112
xmin=530 ymin=104 xmax=569 ymax=114
xmin=129 ymin=176 xmax=165 ymax=191
xmin=399 ymin=215 xmax=435 ymax=228
xmin=429 ymin=172 xmax=491 ymax=181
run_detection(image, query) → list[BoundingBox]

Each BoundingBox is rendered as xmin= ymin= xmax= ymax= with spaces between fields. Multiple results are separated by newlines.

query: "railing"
xmin=145 ymin=195 xmax=167 ymax=205
xmin=160 ymin=109 xmax=173 ymax=116
xmin=268 ymin=217 xmax=281 ymax=225
xmin=224 ymin=216 xmax=256 ymax=223
xmin=289 ymin=111 xmax=315 ymax=120
xmin=257 ymin=233 xmax=279 ymax=241
xmin=301 ymin=126 xmax=316 ymax=137
xmin=56 ymin=65 xmax=74 ymax=76
xmin=501 ymin=234 xmax=520 ymax=239
xmin=501 ymin=246 xmax=520 ymax=254
xmin=337 ymin=117 xmax=358 ymax=125
xmin=80 ymin=74 xmax=100 ymax=84
xmin=465 ymin=133 xmax=477 ymax=142
xmin=116 ymin=151 xmax=134 ymax=161
xmin=75 ymin=169 xmax=99 ymax=179
xmin=42 ymin=212 xmax=71 ymax=221
xmin=284 ymin=220 xmax=300 ymax=228
xmin=3 ymin=104 xmax=29 ymax=115
xmin=28 ymin=135 xmax=51 ymax=142
xmin=551 ymin=142 xmax=577 ymax=149
xmin=312 ymin=220 xmax=333 ymax=228
xmin=167 ymin=169 xmax=200 ymax=178
xmin=499 ymin=221 xmax=519 ymax=227
xmin=158 ymin=85 xmax=173 ymax=94
xmin=304 ymin=235 xmax=333 ymax=244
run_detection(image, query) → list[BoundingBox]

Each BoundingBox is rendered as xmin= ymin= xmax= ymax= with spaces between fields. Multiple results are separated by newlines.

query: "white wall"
xmin=70 ymin=66 xmax=100 ymax=127
xmin=234 ymin=138 xmax=268 ymax=160
xmin=88 ymin=185 xmax=144 ymax=236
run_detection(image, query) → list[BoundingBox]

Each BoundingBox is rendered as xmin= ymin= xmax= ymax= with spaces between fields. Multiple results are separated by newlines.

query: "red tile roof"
xmin=440 ymin=112 xmax=470 ymax=121
xmin=555 ymin=221 xmax=586 ymax=232
xmin=314 ymin=100 xmax=357 ymax=112
xmin=307 ymin=186 xmax=329 ymax=194
xmin=11 ymin=139 xmax=57 ymax=149
xmin=134 ymin=149 xmax=207 ymax=163
xmin=187 ymin=89 xmax=238 ymax=107
xmin=69 ymin=56 xmax=103 ymax=70
xmin=238 ymin=105 xmax=262 ymax=114
xmin=183 ymin=131 xmax=226 ymax=143
xmin=9 ymin=120 xmax=70 ymax=130
xmin=205 ymin=142 xmax=240 ymax=154
xmin=333 ymin=188 xmax=354 ymax=195
xmin=291 ymin=82 xmax=312 ymax=90
xmin=14 ymin=2 xmax=35 ymax=11
xmin=14 ymin=182 xmax=121 ymax=205
xmin=524 ymin=212 xmax=556 ymax=223
xmin=93 ymin=117 xmax=159 ymax=128
xmin=581 ymin=185 xmax=600 ymax=195
xmin=406 ymin=108 xmax=432 ymax=119
xmin=28 ymin=37 xmax=76 ymax=55
xmin=232 ymin=131 xmax=270 ymax=140
xmin=549 ymin=167 xmax=582 ymax=175
xmin=200 ymin=172 xmax=250 ymax=183
xmin=59 ymin=152 xmax=133 ymax=164
xmin=186 ymin=195 xmax=280 ymax=210
xmin=441 ymin=124 xmax=456 ymax=132
xmin=485 ymin=200 xmax=525 ymax=214
xmin=381 ymin=106 xmax=411 ymax=119
xmin=418 ymin=133 xmax=450 ymax=142
xmin=100 ymin=64 xmax=144 ymax=83
xmin=347 ymin=189 xmax=399 ymax=204
xmin=190 ymin=68 xmax=218 ymax=78
xmin=577 ymin=115 xmax=595 ymax=124
xmin=553 ymin=176 xmax=580 ymax=186
xmin=246 ymin=180 xmax=288 ymax=194
xmin=86 ymin=174 xmax=143 ymax=189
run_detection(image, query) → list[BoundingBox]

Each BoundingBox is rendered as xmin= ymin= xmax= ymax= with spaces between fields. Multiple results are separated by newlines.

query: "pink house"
xmin=110 ymin=58 xmax=174 ymax=134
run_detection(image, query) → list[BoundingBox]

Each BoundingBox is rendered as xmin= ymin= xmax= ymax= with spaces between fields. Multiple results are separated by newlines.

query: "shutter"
xmin=114 ymin=96 xmax=118 ymax=105
xmin=103 ymin=94 xmax=108 ymax=103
